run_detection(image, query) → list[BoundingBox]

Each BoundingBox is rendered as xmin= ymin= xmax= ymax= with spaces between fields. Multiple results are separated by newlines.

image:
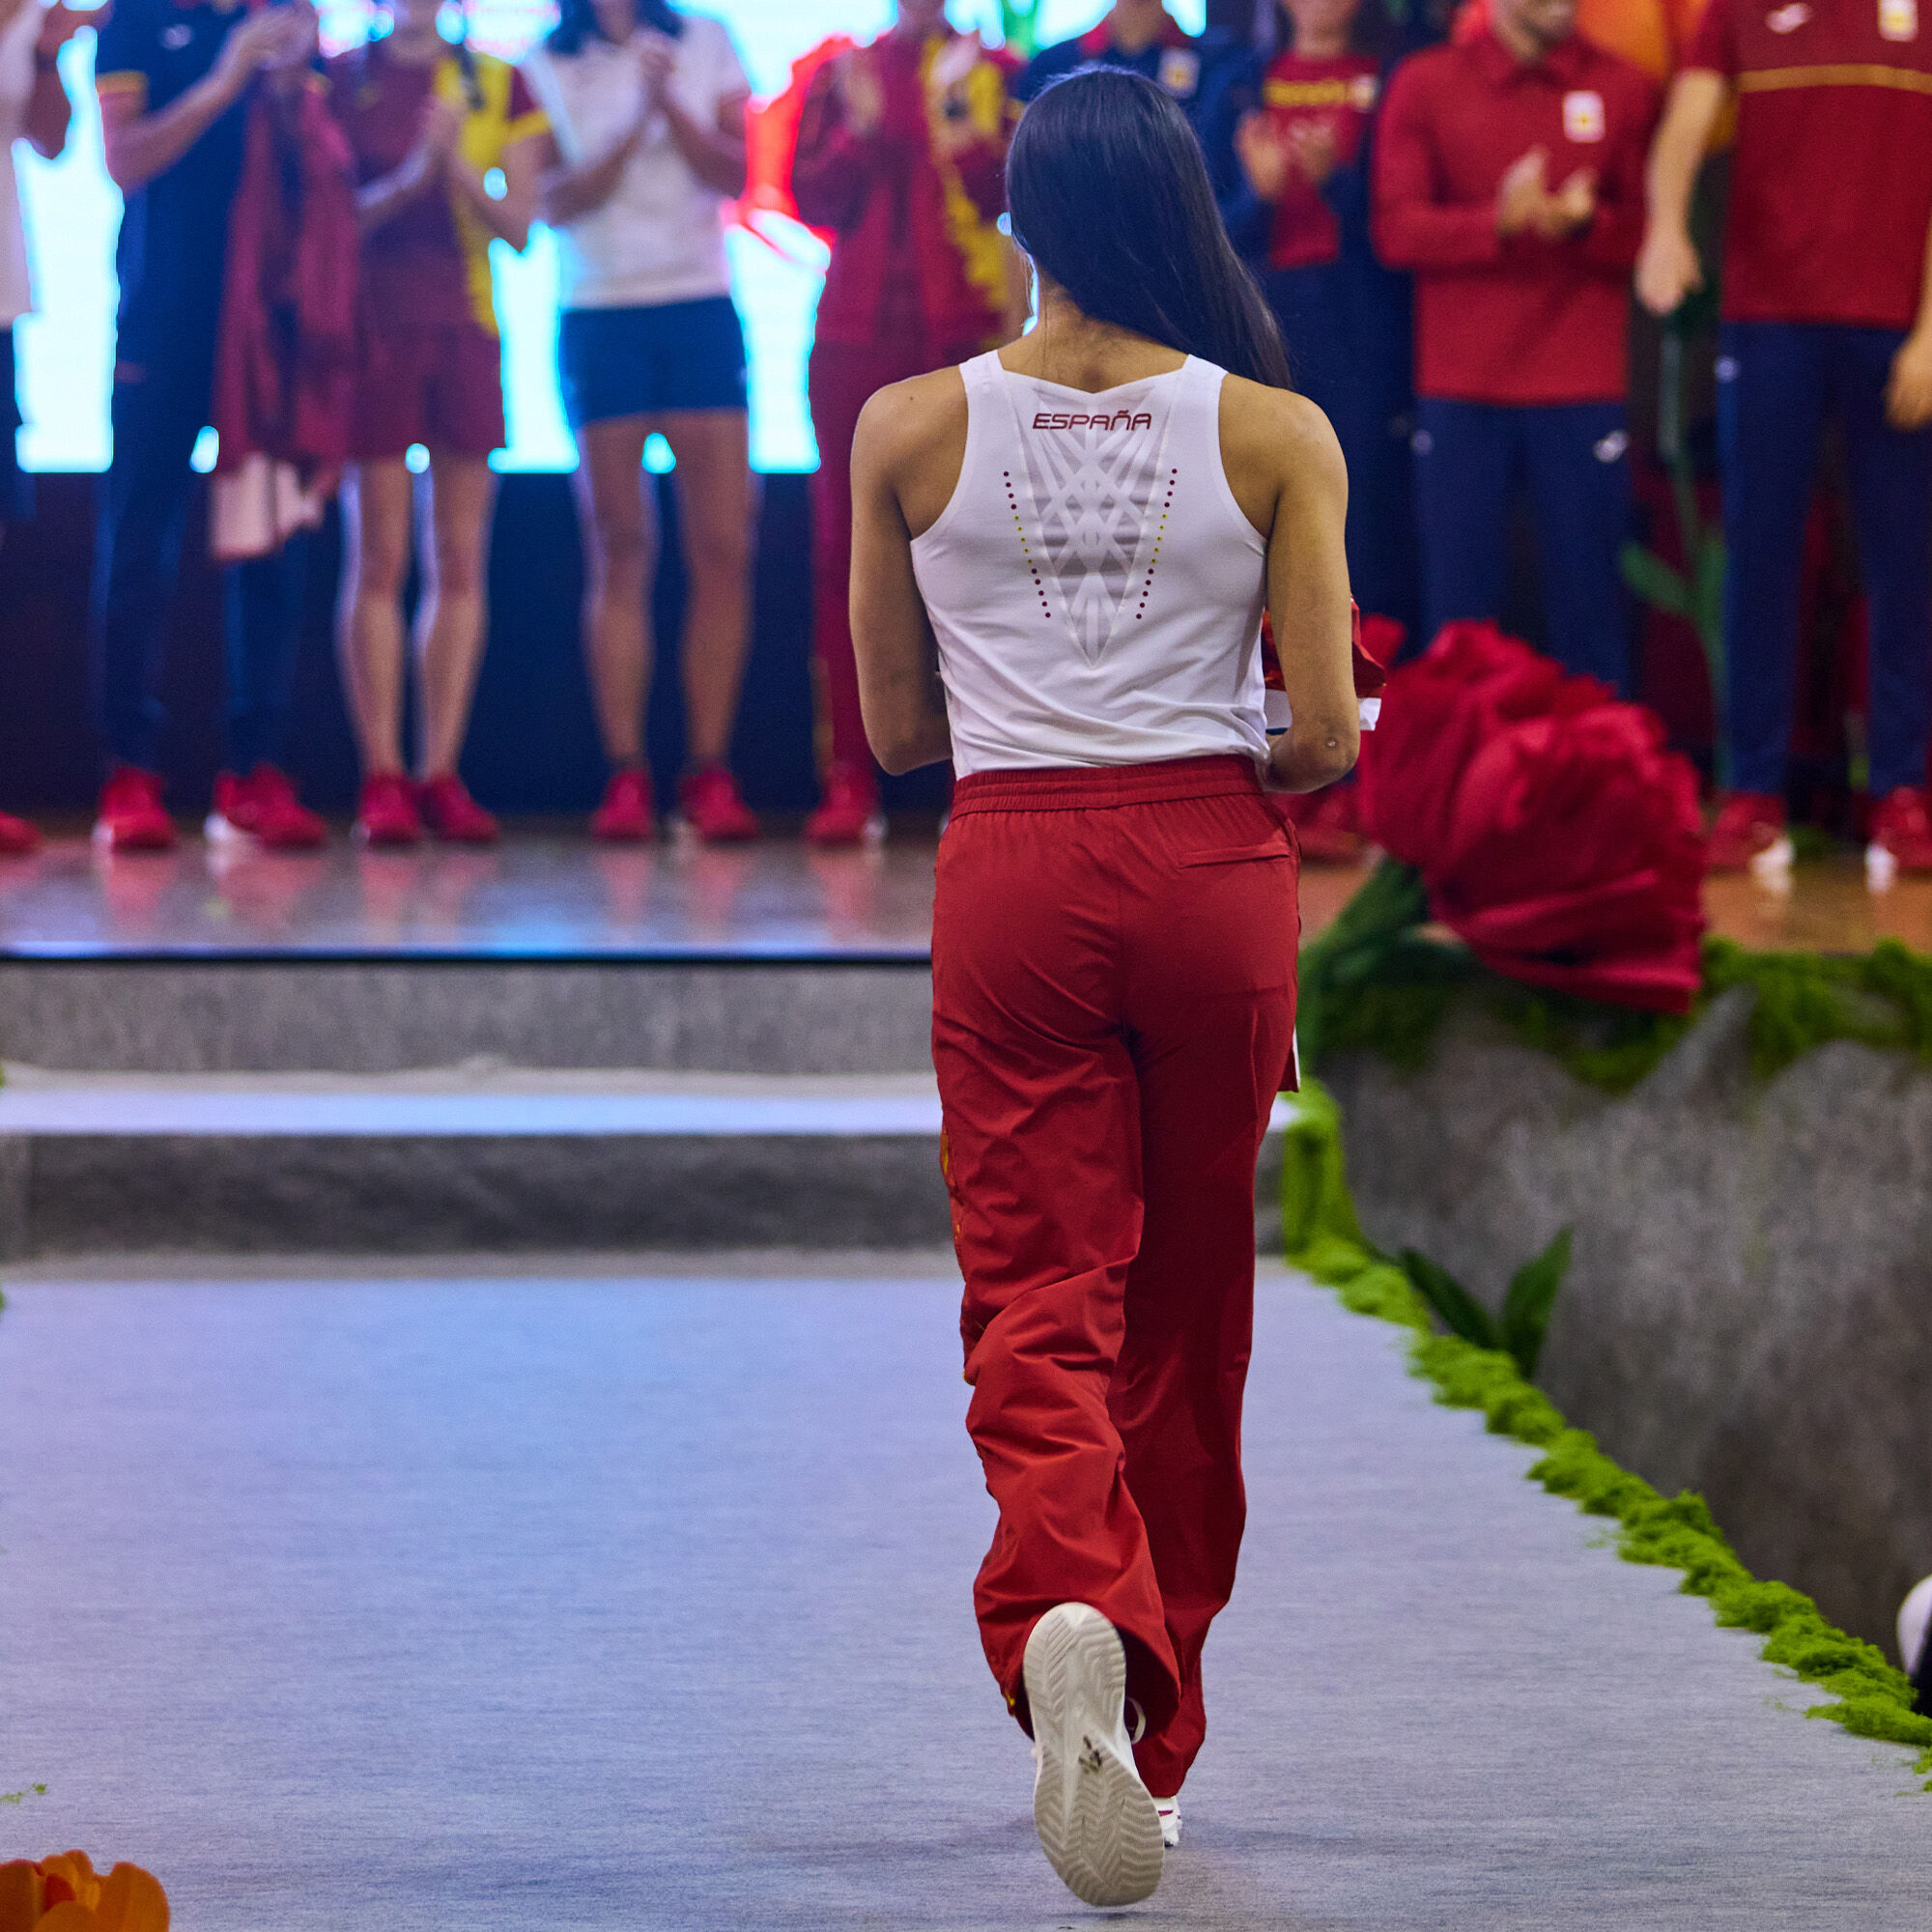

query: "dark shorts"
xmin=352 ymin=319 xmax=506 ymax=462
xmin=1 ymin=328 xmax=32 ymax=525
xmin=557 ymin=296 xmax=748 ymax=429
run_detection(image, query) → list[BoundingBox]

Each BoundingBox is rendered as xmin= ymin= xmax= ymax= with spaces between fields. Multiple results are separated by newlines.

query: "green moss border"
xmin=1281 ymin=1081 xmax=1932 ymax=1785
xmin=1305 ymin=861 xmax=1932 ymax=1096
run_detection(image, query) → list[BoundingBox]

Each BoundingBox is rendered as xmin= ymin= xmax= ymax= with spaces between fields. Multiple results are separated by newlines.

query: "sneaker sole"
xmin=1023 ymin=1605 xmax=1163 ymax=1909
xmin=353 ymin=823 xmax=422 ymax=850
xmin=802 ymin=815 xmax=887 ymax=850
xmin=669 ymin=814 xmax=759 ymax=847
xmin=93 ymin=822 xmax=177 ymax=854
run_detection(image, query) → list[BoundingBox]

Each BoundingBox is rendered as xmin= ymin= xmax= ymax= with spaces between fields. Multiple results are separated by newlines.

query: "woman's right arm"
xmin=849 ymin=377 xmax=956 ymax=777
xmin=538 ymin=118 xmax=641 ymax=225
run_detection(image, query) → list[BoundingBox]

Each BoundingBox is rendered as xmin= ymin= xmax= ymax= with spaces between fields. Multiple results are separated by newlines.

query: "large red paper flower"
xmin=1356 ymin=623 xmax=1707 ymax=1012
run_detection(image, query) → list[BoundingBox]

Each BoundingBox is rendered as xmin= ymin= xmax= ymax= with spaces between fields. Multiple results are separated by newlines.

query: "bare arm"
xmin=356 ymin=92 xmax=457 ymax=233
xmin=448 ymin=124 xmax=544 ymax=250
xmin=1885 ymin=201 xmax=1932 ymax=430
xmin=99 ymin=5 xmax=309 ymax=192
xmin=24 ymin=3 xmax=84 ymax=159
xmin=850 ymin=381 xmax=954 ymax=777
xmin=662 ymin=86 xmax=745 ymax=199
xmin=1634 ymin=68 xmax=1726 ymax=315
xmin=1221 ymin=380 xmax=1358 ymax=793
xmin=537 ymin=120 xmax=640 ymax=226
xmin=1264 ymin=410 xmax=1358 ymax=793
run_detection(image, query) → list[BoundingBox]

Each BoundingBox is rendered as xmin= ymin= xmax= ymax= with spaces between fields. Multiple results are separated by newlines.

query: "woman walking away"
xmin=849 ymin=67 xmax=1358 ymax=1908
xmin=330 ymin=0 xmax=548 ymax=846
xmin=524 ymin=0 xmax=759 ymax=845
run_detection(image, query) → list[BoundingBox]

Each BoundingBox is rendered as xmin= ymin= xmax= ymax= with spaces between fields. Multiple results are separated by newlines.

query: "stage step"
xmin=0 ymin=959 xmax=935 ymax=1074
xmin=0 ymin=1067 xmax=1291 ymax=1258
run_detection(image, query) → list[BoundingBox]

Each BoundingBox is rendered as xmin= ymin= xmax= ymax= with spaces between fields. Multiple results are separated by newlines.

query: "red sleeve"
xmin=790 ymin=62 xmax=876 ymax=232
xmin=1577 ymin=69 xmax=1661 ymax=270
xmin=1684 ymin=0 xmax=1736 ymax=73
xmin=1371 ymin=58 xmax=1505 ymax=270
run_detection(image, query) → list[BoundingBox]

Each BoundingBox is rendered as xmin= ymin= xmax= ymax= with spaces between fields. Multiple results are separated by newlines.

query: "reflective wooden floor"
xmin=0 ymin=832 xmax=1927 ymax=959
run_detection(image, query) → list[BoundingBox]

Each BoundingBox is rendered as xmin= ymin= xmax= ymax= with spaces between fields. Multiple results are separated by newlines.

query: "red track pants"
xmin=809 ymin=337 xmax=982 ymax=770
xmin=932 ymin=755 xmax=1299 ymax=1799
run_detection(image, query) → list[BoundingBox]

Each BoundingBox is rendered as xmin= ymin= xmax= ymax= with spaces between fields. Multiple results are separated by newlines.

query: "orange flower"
xmin=0 ymin=1856 xmax=166 ymax=1932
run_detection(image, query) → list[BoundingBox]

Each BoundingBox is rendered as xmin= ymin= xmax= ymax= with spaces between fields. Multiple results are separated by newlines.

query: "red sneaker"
xmin=1285 ymin=782 xmax=1364 ymax=865
xmin=1707 ymin=790 xmax=1789 ymax=874
xmin=94 ymin=766 xmax=177 ymax=853
xmin=416 ymin=772 xmax=499 ymax=845
xmin=676 ymin=763 xmax=759 ymax=844
xmin=210 ymin=764 xmax=327 ymax=850
xmin=804 ymin=760 xmax=884 ymax=848
xmin=1867 ymin=786 xmax=1932 ymax=885
xmin=355 ymin=772 xmax=423 ymax=848
xmin=591 ymin=765 xmax=656 ymax=843
xmin=0 ymin=810 xmax=39 ymax=856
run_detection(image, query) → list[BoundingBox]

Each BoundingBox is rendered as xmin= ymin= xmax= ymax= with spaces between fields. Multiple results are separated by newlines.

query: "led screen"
xmin=12 ymin=0 xmax=1205 ymax=474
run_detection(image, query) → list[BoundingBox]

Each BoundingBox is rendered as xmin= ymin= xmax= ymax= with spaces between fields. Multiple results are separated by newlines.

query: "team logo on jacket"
xmin=1158 ymin=48 xmax=1201 ymax=97
xmin=1033 ymin=411 xmax=1156 ymax=433
xmin=1562 ymin=90 xmax=1605 ymax=141
xmin=1880 ymin=0 xmax=1918 ymax=41
xmin=1767 ymin=3 xmax=1811 ymax=29
xmin=161 ymin=22 xmax=193 ymax=48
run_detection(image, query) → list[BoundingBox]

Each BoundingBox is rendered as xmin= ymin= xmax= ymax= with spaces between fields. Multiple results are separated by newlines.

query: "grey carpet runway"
xmin=1 ymin=1263 xmax=1927 ymax=1929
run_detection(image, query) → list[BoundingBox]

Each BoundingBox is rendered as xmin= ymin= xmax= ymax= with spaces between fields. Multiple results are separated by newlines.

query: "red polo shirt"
xmin=1374 ymin=30 xmax=1660 ymax=404
xmin=1688 ymin=0 xmax=1932 ymax=328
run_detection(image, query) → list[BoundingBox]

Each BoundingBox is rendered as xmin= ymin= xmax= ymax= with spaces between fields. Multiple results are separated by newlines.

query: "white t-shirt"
xmin=523 ymin=12 xmax=748 ymax=312
xmin=0 ymin=0 xmax=42 ymax=327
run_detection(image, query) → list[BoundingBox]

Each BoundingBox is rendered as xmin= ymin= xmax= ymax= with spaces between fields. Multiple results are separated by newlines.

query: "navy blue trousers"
xmin=1414 ymin=396 xmax=1634 ymax=696
xmin=92 ymin=336 xmax=309 ymax=774
xmin=1264 ymin=263 xmax=1417 ymax=639
xmin=1719 ymin=321 xmax=1932 ymax=797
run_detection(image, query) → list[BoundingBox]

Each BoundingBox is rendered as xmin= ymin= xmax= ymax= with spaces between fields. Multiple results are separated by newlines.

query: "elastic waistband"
xmin=949 ymin=754 xmax=1264 ymax=816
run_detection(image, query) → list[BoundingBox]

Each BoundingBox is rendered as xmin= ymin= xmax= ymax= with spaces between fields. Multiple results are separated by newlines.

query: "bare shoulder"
xmin=854 ymin=367 xmax=970 ymax=474
xmin=1217 ymin=377 xmax=1347 ymax=533
xmin=854 ymin=365 xmax=973 ymax=538
xmin=1220 ymin=378 xmax=1342 ymax=471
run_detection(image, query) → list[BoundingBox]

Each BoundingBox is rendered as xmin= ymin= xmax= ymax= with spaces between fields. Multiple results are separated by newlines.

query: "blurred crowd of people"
xmin=2 ymin=0 xmax=1930 ymax=874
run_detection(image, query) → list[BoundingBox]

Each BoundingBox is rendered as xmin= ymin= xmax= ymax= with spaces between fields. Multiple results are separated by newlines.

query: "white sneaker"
xmin=1022 ymin=1603 xmax=1164 ymax=1907
xmin=1153 ymin=1795 xmax=1182 ymax=1848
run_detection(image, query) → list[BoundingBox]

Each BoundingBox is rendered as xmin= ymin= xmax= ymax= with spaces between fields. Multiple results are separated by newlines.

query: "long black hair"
xmin=548 ymin=0 xmax=683 ymax=57
xmin=1008 ymin=68 xmax=1293 ymax=391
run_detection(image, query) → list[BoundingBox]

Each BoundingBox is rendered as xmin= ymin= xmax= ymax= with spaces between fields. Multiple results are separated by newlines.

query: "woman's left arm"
xmin=447 ymin=123 xmax=545 ymax=251
xmin=850 ymin=381 xmax=952 ymax=777
xmin=1224 ymin=382 xmax=1357 ymax=792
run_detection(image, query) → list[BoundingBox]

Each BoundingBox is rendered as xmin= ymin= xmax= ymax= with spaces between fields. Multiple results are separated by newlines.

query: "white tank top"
xmin=909 ymin=352 xmax=1270 ymax=777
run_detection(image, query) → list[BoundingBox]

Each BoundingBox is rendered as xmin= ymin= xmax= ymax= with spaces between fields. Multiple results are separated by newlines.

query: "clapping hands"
xmin=1236 ymin=111 xmax=1344 ymax=202
xmin=1496 ymin=146 xmax=1596 ymax=240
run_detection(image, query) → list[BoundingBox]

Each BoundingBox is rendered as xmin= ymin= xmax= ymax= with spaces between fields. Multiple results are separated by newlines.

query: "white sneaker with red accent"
xmin=1022 ymin=1603 xmax=1164 ymax=1908
xmin=1152 ymin=1794 xmax=1182 ymax=1848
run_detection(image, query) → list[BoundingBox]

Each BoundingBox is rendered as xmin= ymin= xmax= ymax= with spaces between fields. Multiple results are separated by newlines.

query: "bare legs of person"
xmin=337 ymin=454 xmax=500 ymax=846
xmin=574 ymin=410 xmax=758 ymax=843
